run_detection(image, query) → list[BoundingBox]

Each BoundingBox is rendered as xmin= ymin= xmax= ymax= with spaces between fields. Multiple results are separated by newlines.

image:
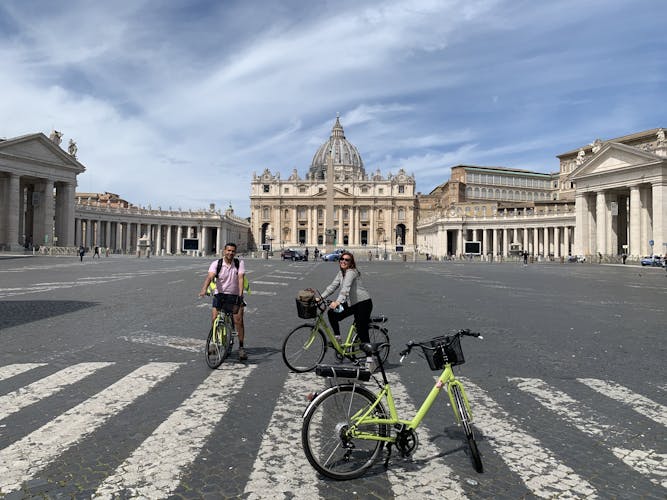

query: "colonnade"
xmin=417 ymin=210 xmax=576 ymax=260
xmin=574 ymin=182 xmax=666 ymax=258
xmin=74 ymin=204 xmax=249 ymax=255
xmin=0 ymin=174 xmax=76 ymax=250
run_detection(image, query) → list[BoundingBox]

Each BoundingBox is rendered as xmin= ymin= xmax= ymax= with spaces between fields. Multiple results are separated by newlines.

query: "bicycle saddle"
xmin=360 ymin=342 xmax=390 ymax=356
xmin=370 ymin=315 xmax=388 ymax=323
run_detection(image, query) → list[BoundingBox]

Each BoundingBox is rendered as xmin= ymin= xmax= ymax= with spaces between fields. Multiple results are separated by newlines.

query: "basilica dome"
xmin=309 ymin=117 xmax=366 ymax=180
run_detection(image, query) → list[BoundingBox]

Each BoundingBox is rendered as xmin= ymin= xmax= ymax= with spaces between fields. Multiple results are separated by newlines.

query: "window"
xmin=299 ymin=186 xmax=306 ymax=193
xmin=378 ymin=188 xmax=384 ymax=195
xmin=298 ymin=207 xmax=307 ymax=219
xmin=284 ymin=187 xmax=289 ymax=194
xmin=398 ymin=185 xmax=405 ymax=194
xmin=263 ymin=208 xmax=269 ymax=219
xmin=344 ymin=188 xmax=349 ymax=193
xmin=343 ymin=209 xmax=349 ymax=220
xmin=398 ymin=208 xmax=405 ymax=220
xmin=284 ymin=209 xmax=289 ymax=218
xmin=318 ymin=187 xmax=323 ymax=193
xmin=317 ymin=208 xmax=323 ymax=220
xmin=361 ymin=187 xmax=368 ymax=194
xmin=263 ymin=185 xmax=270 ymax=193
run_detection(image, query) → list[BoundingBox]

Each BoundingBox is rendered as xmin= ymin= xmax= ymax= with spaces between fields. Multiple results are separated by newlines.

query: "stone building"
xmin=0 ymin=131 xmax=250 ymax=255
xmin=417 ymin=128 xmax=667 ymax=260
xmin=0 ymin=131 xmax=82 ymax=250
xmin=250 ymin=117 xmax=417 ymax=255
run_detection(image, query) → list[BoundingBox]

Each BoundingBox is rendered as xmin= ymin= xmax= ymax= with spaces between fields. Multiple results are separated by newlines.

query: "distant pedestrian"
xmin=522 ymin=251 xmax=528 ymax=266
xmin=314 ymin=248 xmax=320 ymax=260
xmin=304 ymin=248 xmax=309 ymax=262
xmin=106 ymin=247 xmax=110 ymax=257
xmin=93 ymin=246 xmax=100 ymax=259
xmin=622 ymin=253 xmax=627 ymax=264
xmin=78 ymin=245 xmax=85 ymax=262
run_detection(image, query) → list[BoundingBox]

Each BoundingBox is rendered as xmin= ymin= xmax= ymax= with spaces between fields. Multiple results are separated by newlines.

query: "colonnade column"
xmin=554 ymin=226 xmax=560 ymax=258
xmin=652 ymin=182 xmax=666 ymax=255
xmin=564 ymin=225 xmax=570 ymax=256
xmin=574 ymin=193 xmax=589 ymax=256
xmin=115 ymin=222 xmax=122 ymax=252
xmin=176 ymin=226 xmax=183 ymax=255
xmin=6 ymin=174 xmax=21 ymax=250
xmin=75 ymin=219 xmax=82 ymax=246
xmin=125 ymin=223 xmax=132 ymax=253
xmin=596 ymin=191 xmax=607 ymax=255
xmin=629 ymin=186 xmax=641 ymax=258
xmin=502 ymin=228 xmax=508 ymax=256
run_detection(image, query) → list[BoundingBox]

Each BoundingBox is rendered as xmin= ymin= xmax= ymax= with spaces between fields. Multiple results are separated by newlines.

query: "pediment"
xmin=310 ymin=187 xmax=354 ymax=198
xmin=569 ymin=142 xmax=660 ymax=180
xmin=0 ymin=133 xmax=85 ymax=172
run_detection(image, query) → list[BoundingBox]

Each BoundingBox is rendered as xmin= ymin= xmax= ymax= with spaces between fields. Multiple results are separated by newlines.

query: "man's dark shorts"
xmin=212 ymin=293 xmax=244 ymax=313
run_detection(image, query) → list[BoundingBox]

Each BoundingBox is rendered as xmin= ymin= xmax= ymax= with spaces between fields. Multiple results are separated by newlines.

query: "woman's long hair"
xmin=339 ymin=251 xmax=359 ymax=275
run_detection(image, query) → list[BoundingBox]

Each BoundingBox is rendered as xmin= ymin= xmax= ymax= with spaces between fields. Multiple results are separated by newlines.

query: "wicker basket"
xmin=296 ymin=298 xmax=318 ymax=319
xmin=421 ymin=335 xmax=465 ymax=370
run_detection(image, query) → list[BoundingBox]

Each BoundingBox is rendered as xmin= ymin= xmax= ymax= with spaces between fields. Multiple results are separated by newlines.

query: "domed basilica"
xmin=250 ymin=117 xmax=416 ymax=254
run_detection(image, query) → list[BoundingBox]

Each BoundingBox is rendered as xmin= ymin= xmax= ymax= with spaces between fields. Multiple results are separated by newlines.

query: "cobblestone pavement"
xmin=0 ymin=255 xmax=665 ymax=499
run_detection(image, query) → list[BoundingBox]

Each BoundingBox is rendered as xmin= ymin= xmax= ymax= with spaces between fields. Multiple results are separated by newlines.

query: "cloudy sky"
xmin=1 ymin=0 xmax=665 ymax=217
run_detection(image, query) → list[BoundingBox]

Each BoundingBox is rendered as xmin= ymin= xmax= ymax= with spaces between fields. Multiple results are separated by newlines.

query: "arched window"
xmin=398 ymin=207 xmax=405 ymax=220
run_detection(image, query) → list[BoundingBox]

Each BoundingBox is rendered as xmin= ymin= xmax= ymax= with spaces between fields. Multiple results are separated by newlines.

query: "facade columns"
xmin=652 ymin=182 xmax=666 ymax=255
xmin=596 ymin=191 xmax=607 ymax=255
xmin=629 ymin=186 xmax=641 ymax=258
xmin=574 ymin=192 xmax=590 ymax=256
xmin=6 ymin=174 xmax=21 ymax=250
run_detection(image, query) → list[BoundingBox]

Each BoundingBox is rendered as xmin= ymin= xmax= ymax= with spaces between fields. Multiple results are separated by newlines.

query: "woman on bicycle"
xmin=319 ymin=251 xmax=374 ymax=368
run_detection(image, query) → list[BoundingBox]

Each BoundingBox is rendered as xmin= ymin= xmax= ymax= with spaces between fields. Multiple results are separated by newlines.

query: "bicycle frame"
xmin=347 ymin=363 xmax=474 ymax=442
xmin=307 ymin=309 xmax=358 ymax=355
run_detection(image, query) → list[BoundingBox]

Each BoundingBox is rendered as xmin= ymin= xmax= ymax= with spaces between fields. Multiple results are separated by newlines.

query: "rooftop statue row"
xmin=253 ymin=167 xmax=415 ymax=183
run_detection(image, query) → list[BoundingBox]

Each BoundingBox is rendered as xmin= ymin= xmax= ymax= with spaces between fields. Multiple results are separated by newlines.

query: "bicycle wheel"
xmin=451 ymin=384 xmax=483 ymax=473
xmin=302 ymin=384 xmax=388 ymax=480
xmin=282 ymin=324 xmax=327 ymax=372
xmin=223 ymin=313 xmax=234 ymax=356
xmin=205 ymin=317 xmax=230 ymax=369
xmin=350 ymin=324 xmax=390 ymax=364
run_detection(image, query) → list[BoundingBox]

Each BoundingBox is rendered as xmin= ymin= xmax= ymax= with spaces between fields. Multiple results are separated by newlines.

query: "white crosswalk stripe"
xmin=244 ymin=371 xmax=321 ymax=499
xmin=0 ymin=363 xmax=46 ymax=381
xmin=95 ymin=363 xmax=256 ymax=499
xmin=0 ymin=362 xmax=182 ymax=494
xmin=0 ymin=362 xmax=113 ymax=420
xmin=0 ymin=363 xmax=664 ymax=497
xmin=461 ymin=377 xmax=598 ymax=498
xmin=511 ymin=377 xmax=667 ymax=489
xmin=386 ymin=373 xmax=469 ymax=498
xmin=577 ymin=378 xmax=667 ymax=426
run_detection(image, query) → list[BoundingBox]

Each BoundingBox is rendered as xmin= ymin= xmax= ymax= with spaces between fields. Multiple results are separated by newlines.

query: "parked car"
xmin=321 ymin=248 xmax=345 ymax=261
xmin=640 ymin=255 xmax=663 ymax=267
xmin=280 ymin=248 xmax=306 ymax=261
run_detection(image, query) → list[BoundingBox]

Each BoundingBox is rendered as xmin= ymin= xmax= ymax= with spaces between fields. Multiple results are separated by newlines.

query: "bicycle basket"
xmin=219 ymin=294 xmax=241 ymax=314
xmin=295 ymin=298 xmax=318 ymax=319
xmin=421 ymin=335 xmax=465 ymax=370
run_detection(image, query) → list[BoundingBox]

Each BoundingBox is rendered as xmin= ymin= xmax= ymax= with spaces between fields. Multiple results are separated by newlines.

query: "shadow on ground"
xmin=0 ymin=300 xmax=98 ymax=330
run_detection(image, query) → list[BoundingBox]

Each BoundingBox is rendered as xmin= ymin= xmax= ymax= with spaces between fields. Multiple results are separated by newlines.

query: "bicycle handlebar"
xmin=399 ymin=329 xmax=483 ymax=363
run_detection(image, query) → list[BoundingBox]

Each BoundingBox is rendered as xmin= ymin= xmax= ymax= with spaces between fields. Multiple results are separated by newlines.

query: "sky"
xmin=1 ymin=0 xmax=665 ymax=218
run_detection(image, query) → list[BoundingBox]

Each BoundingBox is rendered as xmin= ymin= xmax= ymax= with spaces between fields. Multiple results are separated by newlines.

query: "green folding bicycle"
xmin=282 ymin=289 xmax=390 ymax=372
xmin=301 ymin=329 xmax=484 ymax=479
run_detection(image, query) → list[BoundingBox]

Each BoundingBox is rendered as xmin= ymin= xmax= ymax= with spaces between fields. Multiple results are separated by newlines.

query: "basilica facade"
xmin=250 ymin=117 xmax=417 ymax=254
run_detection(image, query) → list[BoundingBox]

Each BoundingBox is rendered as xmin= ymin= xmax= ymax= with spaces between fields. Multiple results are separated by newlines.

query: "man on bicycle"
xmin=199 ymin=242 xmax=248 ymax=361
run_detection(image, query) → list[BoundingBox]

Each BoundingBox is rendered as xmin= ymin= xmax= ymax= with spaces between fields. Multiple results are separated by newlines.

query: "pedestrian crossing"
xmin=0 ymin=362 xmax=664 ymax=498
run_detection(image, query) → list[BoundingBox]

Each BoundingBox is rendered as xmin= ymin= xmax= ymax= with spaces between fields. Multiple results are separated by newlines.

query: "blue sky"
xmin=1 ymin=0 xmax=665 ymax=217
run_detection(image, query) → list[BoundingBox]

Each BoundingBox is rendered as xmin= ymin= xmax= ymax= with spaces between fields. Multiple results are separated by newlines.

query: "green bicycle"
xmin=204 ymin=294 xmax=240 ymax=369
xmin=301 ymin=329 xmax=484 ymax=480
xmin=282 ymin=289 xmax=390 ymax=373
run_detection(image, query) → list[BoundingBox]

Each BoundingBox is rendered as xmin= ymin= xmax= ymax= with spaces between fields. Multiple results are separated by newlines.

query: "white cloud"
xmin=0 ymin=0 xmax=664 ymax=215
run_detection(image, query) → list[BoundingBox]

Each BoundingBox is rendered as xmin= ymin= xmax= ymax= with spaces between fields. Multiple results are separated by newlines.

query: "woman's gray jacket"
xmin=322 ymin=268 xmax=371 ymax=306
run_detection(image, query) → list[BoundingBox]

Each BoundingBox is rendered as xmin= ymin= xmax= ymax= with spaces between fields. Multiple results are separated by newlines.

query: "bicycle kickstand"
xmin=384 ymin=443 xmax=393 ymax=469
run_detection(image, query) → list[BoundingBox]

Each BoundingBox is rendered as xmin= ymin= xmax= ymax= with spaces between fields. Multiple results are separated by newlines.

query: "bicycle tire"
xmin=224 ymin=313 xmax=236 ymax=357
xmin=282 ymin=324 xmax=327 ymax=372
xmin=302 ymin=384 xmax=388 ymax=480
xmin=350 ymin=324 xmax=390 ymax=364
xmin=205 ymin=316 xmax=231 ymax=369
xmin=451 ymin=384 xmax=483 ymax=473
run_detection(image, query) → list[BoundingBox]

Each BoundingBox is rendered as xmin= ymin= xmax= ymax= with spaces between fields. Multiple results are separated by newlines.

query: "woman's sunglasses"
xmin=340 ymin=257 xmax=352 ymax=262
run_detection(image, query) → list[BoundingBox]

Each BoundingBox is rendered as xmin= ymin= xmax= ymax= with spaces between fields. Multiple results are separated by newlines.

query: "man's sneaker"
xmin=238 ymin=347 xmax=248 ymax=361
